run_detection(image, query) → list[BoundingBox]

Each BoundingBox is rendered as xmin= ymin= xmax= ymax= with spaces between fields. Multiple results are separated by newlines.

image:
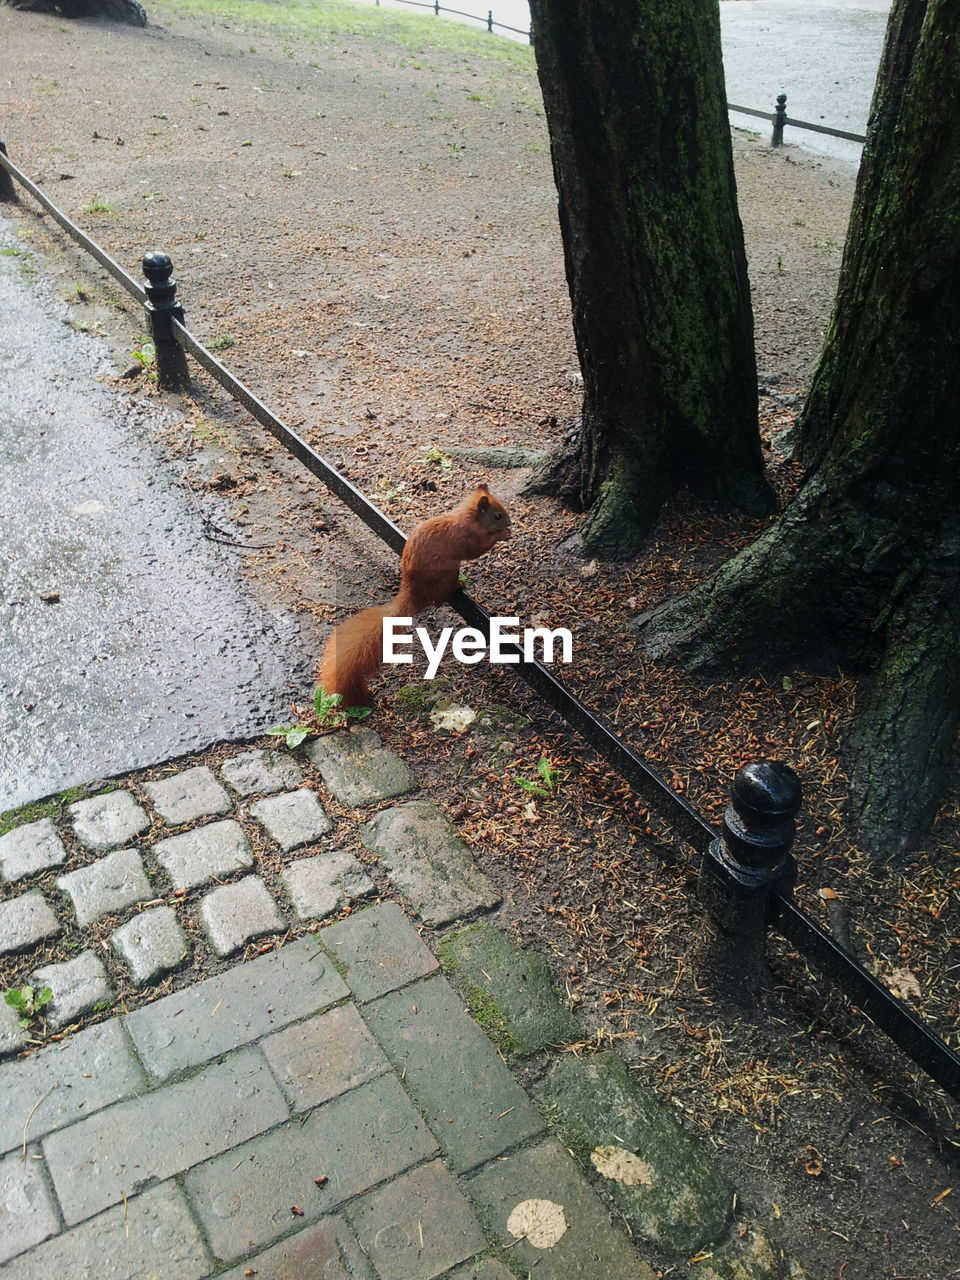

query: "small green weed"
xmin=421 ymin=445 xmax=453 ymax=472
xmin=131 ymin=340 xmax=155 ymax=367
xmin=82 ymin=195 xmax=114 ymax=215
xmin=267 ymin=686 xmax=372 ymax=747
xmin=4 ymin=985 xmax=53 ymax=1028
xmin=515 ymin=756 xmax=558 ymax=798
xmin=208 ymin=334 xmax=236 ymax=352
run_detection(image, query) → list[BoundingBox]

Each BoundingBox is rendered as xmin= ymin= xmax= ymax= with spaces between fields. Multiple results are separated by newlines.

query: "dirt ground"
xmin=2 ymin=2 xmax=959 ymax=1278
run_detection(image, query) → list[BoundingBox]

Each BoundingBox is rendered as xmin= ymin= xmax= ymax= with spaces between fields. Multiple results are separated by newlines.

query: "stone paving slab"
xmin=0 ymin=891 xmax=61 ymax=955
xmin=306 ymin=727 xmax=417 ymax=807
xmin=43 ymin=1045 xmax=289 ymax=1225
xmin=442 ymin=1260 xmax=514 ymax=1280
xmin=363 ymin=975 xmax=544 ymax=1172
xmin=110 ymin=904 xmax=189 ymax=985
xmin=249 ymin=787 xmax=333 ymax=851
xmin=360 ymin=801 xmax=500 ymax=926
xmin=215 ymin=1215 xmax=375 ymax=1280
xmin=439 ymin=924 xmax=580 ymax=1055
xmin=0 ymin=1181 xmax=212 ymax=1280
xmin=344 ymin=1159 xmax=487 ymax=1280
xmin=199 ymin=873 xmax=286 ymax=956
xmin=466 ymin=1138 xmax=657 ymax=1280
xmin=143 ymin=765 xmax=233 ymax=826
xmin=537 ymin=1050 xmax=734 ymax=1256
xmin=153 ymin=818 xmax=254 ymax=890
xmin=282 ymin=850 xmax=375 ymax=920
xmin=184 ymin=1073 xmax=439 ymax=1262
xmin=56 ymin=847 xmax=153 ymax=927
xmin=319 ymin=901 xmax=440 ymax=1002
xmin=0 ymin=1019 xmax=144 ymax=1156
xmin=31 ymin=950 xmax=111 ymax=1029
xmin=0 ymin=1146 xmax=60 ymax=1266
xmin=69 ymin=790 xmax=150 ymax=850
xmin=220 ymin=748 xmax=304 ymax=797
xmin=0 ymin=1003 xmax=26 ymax=1057
xmin=123 ymin=935 xmax=348 ymax=1080
xmin=261 ymin=1003 xmax=390 ymax=1112
xmin=0 ymin=818 xmax=67 ymax=882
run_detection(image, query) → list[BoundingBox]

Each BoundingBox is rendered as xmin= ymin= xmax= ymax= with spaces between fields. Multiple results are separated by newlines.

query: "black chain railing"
xmin=1 ymin=143 xmax=955 ymax=1103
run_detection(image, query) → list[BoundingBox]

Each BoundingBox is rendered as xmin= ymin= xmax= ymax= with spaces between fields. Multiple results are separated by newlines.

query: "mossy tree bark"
xmin=635 ymin=0 xmax=960 ymax=858
xmin=524 ymin=0 xmax=775 ymax=558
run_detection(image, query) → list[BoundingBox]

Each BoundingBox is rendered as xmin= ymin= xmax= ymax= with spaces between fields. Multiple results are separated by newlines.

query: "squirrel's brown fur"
xmin=318 ymin=484 xmax=511 ymax=707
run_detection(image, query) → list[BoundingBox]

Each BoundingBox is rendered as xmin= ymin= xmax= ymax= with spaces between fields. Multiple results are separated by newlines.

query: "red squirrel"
xmin=318 ymin=484 xmax=512 ymax=707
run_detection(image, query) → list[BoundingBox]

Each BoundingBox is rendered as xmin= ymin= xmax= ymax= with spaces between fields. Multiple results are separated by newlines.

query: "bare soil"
xmin=2 ymin=4 xmax=958 ymax=1279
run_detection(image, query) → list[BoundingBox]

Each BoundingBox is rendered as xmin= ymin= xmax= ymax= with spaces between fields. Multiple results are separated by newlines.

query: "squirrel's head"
xmin=473 ymin=484 xmax=512 ymax=541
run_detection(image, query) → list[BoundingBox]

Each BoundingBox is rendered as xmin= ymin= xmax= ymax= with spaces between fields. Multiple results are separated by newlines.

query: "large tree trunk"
xmin=634 ymin=0 xmax=960 ymax=858
xmin=525 ymin=0 xmax=775 ymax=557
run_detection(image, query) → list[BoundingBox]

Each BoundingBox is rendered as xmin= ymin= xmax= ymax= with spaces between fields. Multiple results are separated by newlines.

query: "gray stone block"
xmin=0 ymin=1018 xmax=145 ymax=1156
xmin=466 ymin=1139 xmax=655 ymax=1280
xmin=346 ymin=1159 xmax=487 ymax=1280
xmin=282 ymin=851 xmax=375 ymax=920
xmin=438 ymin=925 xmax=579 ymax=1056
xmin=154 ymin=818 xmax=253 ymax=890
xmin=249 ymin=788 xmax=333 ymax=851
xmin=56 ymin=847 xmax=153 ymax=927
xmin=42 ymin=1046 xmax=289 ymax=1225
xmin=2 ymin=1182 xmax=211 ymax=1280
xmin=69 ymin=790 xmax=150 ymax=850
xmin=0 ymin=891 xmax=61 ymax=955
xmin=221 ymin=749 xmax=304 ymax=797
xmin=0 ymin=1146 xmax=60 ymax=1265
xmin=111 ymin=906 xmax=188 ymax=985
xmin=360 ymin=801 xmax=500 ymax=926
xmin=261 ymin=1003 xmax=390 ymax=1112
xmin=0 ymin=1002 xmax=27 ymax=1058
xmin=31 ymin=951 xmax=112 ymax=1029
xmin=216 ymin=1216 xmax=375 ymax=1280
xmin=143 ymin=765 xmax=232 ymax=826
xmin=0 ymin=818 xmax=67 ymax=882
xmin=124 ymin=935 xmax=348 ymax=1081
xmin=199 ymin=875 xmax=286 ymax=957
xmin=536 ymin=1052 xmax=733 ymax=1257
xmin=362 ymin=975 xmax=543 ymax=1173
xmin=687 ymin=1222 xmax=809 ymax=1280
xmin=442 ymin=1260 xmax=516 ymax=1280
xmin=306 ymin=727 xmax=417 ymax=807
xmin=319 ymin=901 xmax=439 ymax=1003
xmin=184 ymin=1074 xmax=438 ymax=1262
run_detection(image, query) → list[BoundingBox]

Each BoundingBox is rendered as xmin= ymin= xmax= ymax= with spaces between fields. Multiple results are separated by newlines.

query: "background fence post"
xmin=487 ymin=9 xmax=493 ymax=31
xmin=0 ymin=141 xmax=18 ymax=203
xmin=772 ymin=92 xmax=787 ymax=146
xmin=695 ymin=760 xmax=802 ymax=1002
xmin=142 ymin=251 xmax=190 ymax=392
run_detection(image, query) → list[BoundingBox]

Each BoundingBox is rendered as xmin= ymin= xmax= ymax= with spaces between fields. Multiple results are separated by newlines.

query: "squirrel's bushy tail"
xmin=317 ymin=589 xmax=415 ymax=709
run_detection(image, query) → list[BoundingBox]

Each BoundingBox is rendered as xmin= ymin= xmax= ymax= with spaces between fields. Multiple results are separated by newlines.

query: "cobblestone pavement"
xmin=1 ymin=733 xmax=803 ymax=1279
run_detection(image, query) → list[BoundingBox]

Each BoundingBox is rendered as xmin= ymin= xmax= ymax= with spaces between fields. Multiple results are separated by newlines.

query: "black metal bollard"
xmin=142 ymin=251 xmax=190 ymax=392
xmin=695 ymin=760 xmax=802 ymax=1002
xmin=0 ymin=140 xmax=18 ymax=203
xmin=771 ymin=93 xmax=787 ymax=147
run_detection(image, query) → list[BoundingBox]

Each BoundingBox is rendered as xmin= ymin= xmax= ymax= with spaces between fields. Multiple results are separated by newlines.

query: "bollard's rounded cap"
xmin=142 ymin=251 xmax=173 ymax=282
xmin=731 ymin=760 xmax=802 ymax=822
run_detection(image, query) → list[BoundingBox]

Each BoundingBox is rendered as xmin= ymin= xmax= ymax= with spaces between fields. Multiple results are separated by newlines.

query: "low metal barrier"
xmin=1 ymin=142 xmax=954 ymax=1103
xmin=371 ymin=1 xmax=868 ymax=147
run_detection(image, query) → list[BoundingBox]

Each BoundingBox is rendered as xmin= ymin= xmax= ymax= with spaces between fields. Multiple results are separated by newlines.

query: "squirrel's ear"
xmin=475 ymin=482 xmax=490 ymax=494
xmin=476 ymin=493 xmax=491 ymax=513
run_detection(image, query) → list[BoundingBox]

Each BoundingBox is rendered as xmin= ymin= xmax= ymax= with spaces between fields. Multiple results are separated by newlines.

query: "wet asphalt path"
xmin=0 ymin=219 xmax=311 ymax=811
